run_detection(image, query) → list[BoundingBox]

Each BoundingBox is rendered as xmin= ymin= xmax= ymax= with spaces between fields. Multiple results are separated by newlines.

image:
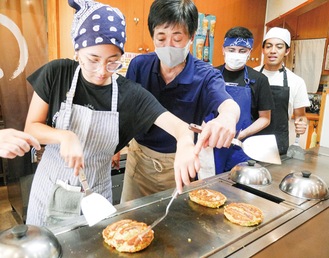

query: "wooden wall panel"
xmin=58 ymin=2 xmax=74 ymax=59
xmin=47 ymin=0 xmax=58 ymax=60
xmin=194 ymin=0 xmax=267 ymax=67
xmin=47 ymin=0 xmax=73 ymax=60
xmin=296 ymin=2 xmax=329 ymax=39
xmin=47 ymin=0 xmax=267 ymax=66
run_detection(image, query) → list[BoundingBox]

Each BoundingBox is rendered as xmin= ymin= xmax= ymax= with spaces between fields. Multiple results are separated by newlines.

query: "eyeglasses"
xmin=79 ymin=55 xmax=123 ymax=73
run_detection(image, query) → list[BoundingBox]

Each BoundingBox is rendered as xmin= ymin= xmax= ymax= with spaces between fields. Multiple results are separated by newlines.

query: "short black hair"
xmin=225 ymin=26 xmax=253 ymax=39
xmin=148 ymin=0 xmax=198 ymax=38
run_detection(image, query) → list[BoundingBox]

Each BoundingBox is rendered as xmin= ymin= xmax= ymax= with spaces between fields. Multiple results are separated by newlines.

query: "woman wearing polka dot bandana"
xmin=24 ymin=0 xmax=210 ymax=226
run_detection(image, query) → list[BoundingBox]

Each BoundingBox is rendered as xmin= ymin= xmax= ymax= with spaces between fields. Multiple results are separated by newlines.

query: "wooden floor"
xmin=0 ymin=185 xmax=22 ymax=232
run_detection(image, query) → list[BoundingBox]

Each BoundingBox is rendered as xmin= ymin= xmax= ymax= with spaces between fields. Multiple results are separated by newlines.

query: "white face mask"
xmin=155 ymin=41 xmax=191 ymax=68
xmin=224 ymin=52 xmax=249 ymax=70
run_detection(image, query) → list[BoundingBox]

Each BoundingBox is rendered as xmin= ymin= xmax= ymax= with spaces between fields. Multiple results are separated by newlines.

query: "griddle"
xmin=48 ymin=147 xmax=329 ymax=257
xmin=53 ymin=179 xmax=295 ymax=257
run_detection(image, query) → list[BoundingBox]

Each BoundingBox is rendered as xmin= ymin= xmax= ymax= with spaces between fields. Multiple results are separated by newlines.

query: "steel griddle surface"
xmin=55 ymin=179 xmax=293 ymax=257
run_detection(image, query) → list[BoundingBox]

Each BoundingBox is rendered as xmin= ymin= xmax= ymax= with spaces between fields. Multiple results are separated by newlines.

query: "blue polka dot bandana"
xmin=223 ymin=37 xmax=254 ymax=49
xmin=69 ymin=0 xmax=126 ymax=53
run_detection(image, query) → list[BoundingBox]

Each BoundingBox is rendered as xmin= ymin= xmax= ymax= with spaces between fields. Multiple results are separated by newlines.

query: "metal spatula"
xmin=287 ymin=118 xmax=305 ymax=160
xmin=287 ymin=133 xmax=305 ymax=160
xmin=130 ymin=188 xmax=179 ymax=241
xmin=148 ymin=188 xmax=178 ymax=228
xmin=79 ymin=169 xmax=117 ymax=226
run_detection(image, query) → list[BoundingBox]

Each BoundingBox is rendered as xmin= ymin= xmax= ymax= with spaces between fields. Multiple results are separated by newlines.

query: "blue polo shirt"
xmin=126 ymin=52 xmax=231 ymax=153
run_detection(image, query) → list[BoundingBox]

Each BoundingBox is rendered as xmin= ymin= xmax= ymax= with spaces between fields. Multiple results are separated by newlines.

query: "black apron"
xmin=259 ymin=65 xmax=289 ymax=155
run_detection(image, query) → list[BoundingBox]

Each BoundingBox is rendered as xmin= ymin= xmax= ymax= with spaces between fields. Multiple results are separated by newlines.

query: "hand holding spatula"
xmin=287 ymin=118 xmax=306 ymax=160
xmin=189 ymin=123 xmax=281 ymax=165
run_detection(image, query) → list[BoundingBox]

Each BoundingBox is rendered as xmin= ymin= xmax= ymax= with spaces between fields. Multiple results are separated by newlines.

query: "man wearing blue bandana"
xmin=213 ymin=26 xmax=275 ymax=172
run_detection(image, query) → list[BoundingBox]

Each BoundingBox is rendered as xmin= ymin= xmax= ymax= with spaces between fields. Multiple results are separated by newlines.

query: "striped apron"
xmin=26 ymin=66 xmax=119 ymax=226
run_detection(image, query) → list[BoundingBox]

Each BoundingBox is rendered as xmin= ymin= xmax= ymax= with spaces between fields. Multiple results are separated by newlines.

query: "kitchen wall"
xmin=265 ymin=0 xmax=307 ymax=23
xmin=49 ymin=0 xmax=267 ymax=67
xmin=259 ymin=0 xmax=308 ymax=65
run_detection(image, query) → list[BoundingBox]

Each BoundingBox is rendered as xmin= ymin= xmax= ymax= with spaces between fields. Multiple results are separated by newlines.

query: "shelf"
xmin=266 ymin=0 xmax=328 ymax=27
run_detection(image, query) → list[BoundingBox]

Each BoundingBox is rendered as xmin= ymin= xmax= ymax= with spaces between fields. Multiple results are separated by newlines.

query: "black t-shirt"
xmin=27 ymin=59 xmax=167 ymax=153
xmin=216 ymin=65 xmax=274 ymax=121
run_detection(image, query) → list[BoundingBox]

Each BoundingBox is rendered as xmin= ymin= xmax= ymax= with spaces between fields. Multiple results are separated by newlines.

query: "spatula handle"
xmin=79 ymin=169 xmax=91 ymax=195
xmin=294 ymin=134 xmax=300 ymax=145
xmin=188 ymin=123 xmax=202 ymax=133
xmin=231 ymin=138 xmax=242 ymax=148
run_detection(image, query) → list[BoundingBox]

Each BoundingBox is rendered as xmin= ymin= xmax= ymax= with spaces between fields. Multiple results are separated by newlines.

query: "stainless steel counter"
xmin=220 ymin=147 xmax=329 ymax=209
xmin=48 ymin=147 xmax=329 ymax=257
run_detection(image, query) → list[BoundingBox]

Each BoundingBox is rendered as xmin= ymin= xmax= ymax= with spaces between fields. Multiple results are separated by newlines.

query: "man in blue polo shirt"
xmin=120 ymin=0 xmax=240 ymax=202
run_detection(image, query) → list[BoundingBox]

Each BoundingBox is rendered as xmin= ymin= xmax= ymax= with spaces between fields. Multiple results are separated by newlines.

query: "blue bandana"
xmin=69 ymin=0 xmax=126 ymax=53
xmin=223 ymin=37 xmax=254 ymax=49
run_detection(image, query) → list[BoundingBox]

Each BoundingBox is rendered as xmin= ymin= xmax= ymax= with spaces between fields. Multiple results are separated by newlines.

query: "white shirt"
xmin=254 ymin=66 xmax=310 ymax=119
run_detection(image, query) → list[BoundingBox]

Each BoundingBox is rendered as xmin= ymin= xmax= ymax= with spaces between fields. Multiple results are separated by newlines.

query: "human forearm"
xmin=217 ymin=99 xmax=240 ymax=125
xmin=214 ymin=99 xmax=240 ymax=144
xmin=154 ymin=111 xmax=199 ymax=193
xmin=238 ymin=118 xmax=268 ymax=139
xmin=194 ymin=99 xmax=239 ymax=155
xmin=24 ymin=92 xmax=80 ymax=145
xmin=24 ymin=122 xmax=74 ymax=145
xmin=238 ymin=111 xmax=271 ymax=140
xmin=25 ymin=92 xmax=84 ymax=174
xmin=154 ymin=111 xmax=195 ymax=144
xmin=25 ymin=122 xmax=84 ymax=173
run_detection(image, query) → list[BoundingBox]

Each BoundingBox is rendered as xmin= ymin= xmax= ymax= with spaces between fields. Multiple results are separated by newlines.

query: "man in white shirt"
xmin=254 ymin=27 xmax=310 ymax=155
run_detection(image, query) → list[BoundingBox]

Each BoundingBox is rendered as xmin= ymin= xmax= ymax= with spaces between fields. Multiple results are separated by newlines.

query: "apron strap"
xmin=111 ymin=73 xmax=119 ymax=112
xmin=260 ymin=65 xmax=288 ymax=87
xmin=282 ymin=66 xmax=288 ymax=87
xmin=63 ymin=66 xmax=81 ymax=130
xmin=62 ymin=68 xmax=119 ymax=130
xmin=243 ymin=66 xmax=252 ymax=88
xmin=259 ymin=65 xmax=265 ymax=73
xmin=221 ymin=66 xmax=251 ymax=88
